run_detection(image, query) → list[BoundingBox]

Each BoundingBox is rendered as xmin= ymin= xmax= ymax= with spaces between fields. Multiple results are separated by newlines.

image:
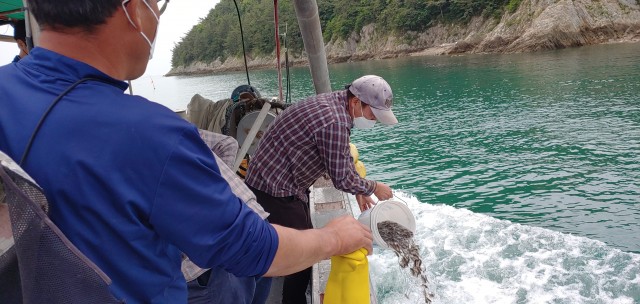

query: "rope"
xmin=233 ymin=0 xmax=251 ymax=85
xmin=20 ymin=77 xmax=111 ymax=166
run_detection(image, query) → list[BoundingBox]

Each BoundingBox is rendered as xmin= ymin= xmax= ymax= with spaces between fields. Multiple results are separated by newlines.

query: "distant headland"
xmin=166 ymin=0 xmax=640 ymax=77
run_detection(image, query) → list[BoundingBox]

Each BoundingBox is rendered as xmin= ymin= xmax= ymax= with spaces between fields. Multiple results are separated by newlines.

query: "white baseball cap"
xmin=348 ymin=75 xmax=397 ymax=125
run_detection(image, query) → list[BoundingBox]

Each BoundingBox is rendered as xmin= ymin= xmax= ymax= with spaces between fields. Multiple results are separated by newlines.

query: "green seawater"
xmin=345 ymin=43 xmax=640 ymax=254
xmin=137 ymin=42 xmax=640 ymax=254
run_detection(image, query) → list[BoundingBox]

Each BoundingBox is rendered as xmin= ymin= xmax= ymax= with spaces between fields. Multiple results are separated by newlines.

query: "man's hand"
xmin=265 ymin=216 xmax=373 ymax=276
xmin=356 ymin=194 xmax=376 ymax=212
xmin=321 ymin=216 xmax=373 ymax=256
xmin=374 ymin=182 xmax=393 ymax=201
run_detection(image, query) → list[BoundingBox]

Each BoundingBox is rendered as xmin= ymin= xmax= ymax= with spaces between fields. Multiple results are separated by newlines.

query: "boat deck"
xmin=265 ymin=177 xmax=377 ymax=304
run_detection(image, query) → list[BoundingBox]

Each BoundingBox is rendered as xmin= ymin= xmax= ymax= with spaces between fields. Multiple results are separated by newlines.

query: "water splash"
xmin=365 ymin=192 xmax=640 ymax=304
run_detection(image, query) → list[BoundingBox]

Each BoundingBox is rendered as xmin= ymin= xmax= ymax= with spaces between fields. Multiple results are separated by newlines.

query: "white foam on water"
xmin=355 ymin=192 xmax=640 ymax=304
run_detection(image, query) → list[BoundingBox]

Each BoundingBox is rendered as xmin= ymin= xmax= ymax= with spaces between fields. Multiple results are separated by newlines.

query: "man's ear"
xmin=347 ymin=96 xmax=356 ymax=111
xmin=121 ymin=0 xmax=144 ymax=30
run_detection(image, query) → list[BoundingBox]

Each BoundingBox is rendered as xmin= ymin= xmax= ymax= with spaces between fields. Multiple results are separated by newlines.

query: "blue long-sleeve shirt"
xmin=0 ymin=48 xmax=278 ymax=303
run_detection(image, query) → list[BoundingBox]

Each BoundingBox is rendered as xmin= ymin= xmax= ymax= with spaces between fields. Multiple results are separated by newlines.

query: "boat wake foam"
xmin=359 ymin=191 xmax=640 ymax=304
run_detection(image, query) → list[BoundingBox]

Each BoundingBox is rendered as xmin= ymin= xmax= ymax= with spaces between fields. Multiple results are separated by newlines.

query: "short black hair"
xmin=345 ymin=84 xmax=355 ymax=100
xmin=13 ymin=20 xmax=26 ymax=41
xmin=27 ymin=0 xmax=121 ymax=32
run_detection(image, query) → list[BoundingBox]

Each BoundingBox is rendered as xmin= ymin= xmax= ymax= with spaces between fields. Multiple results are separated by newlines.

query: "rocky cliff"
xmin=166 ymin=0 xmax=640 ymax=76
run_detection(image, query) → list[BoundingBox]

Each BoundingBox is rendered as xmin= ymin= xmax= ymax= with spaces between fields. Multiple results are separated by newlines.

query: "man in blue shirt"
xmin=11 ymin=20 xmax=29 ymax=63
xmin=0 ymin=0 xmax=373 ymax=303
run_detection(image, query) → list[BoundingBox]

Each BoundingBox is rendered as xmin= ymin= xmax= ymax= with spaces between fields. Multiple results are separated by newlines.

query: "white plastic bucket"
xmin=357 ymin=200 xmax=416 ymax=249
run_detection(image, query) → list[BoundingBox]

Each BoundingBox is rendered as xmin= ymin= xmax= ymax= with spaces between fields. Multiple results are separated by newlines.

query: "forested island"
xmin=168 ymin=0 xmax=640 ymax=76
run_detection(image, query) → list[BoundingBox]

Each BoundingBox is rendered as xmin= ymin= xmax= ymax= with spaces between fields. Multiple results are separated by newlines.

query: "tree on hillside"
xmin=171 ymin=0 xmax=517 ymax=68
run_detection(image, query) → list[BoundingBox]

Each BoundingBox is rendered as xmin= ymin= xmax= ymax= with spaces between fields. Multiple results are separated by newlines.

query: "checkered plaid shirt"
xmin=197 ymin=130 xmax=268 ymax=219
xmin=182 ymin=131 xmax=269 ymax=282
xmin=245 ymin=90 xmax=376 ymax=202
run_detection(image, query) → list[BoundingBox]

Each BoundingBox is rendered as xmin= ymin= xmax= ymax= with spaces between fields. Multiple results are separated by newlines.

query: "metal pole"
xmin=284 ymin=23 xmax=291 ymax=103
xmin=274 ymin=0 xmax=283 ymax=101
xmin=293 ymin=0 xmax=331 ymax=94
xmin=0 ymin=35 xmax=14 ymax=43
xmin=22 ymin=0 xmax=39 ymax=50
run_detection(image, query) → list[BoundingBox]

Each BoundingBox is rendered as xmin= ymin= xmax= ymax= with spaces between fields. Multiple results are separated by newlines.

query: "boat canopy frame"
xmin=0 ymin=0 xmax=39 ymax=53
xmin=0 ymin=0 xmax=25 ymax=24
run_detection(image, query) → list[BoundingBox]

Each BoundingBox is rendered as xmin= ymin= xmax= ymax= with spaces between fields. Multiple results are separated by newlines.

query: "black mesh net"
xmin=0 ymin=245 xmax=22 ymax=303
xmin=0 ymin=166 xmax=122 ymax=303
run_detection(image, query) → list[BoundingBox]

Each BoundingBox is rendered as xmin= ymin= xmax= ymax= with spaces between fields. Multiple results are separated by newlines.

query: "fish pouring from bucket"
xmin=378 ymin=220 xmax=434 ymax=304
xmin=357 ymin=200 xmax=433 ymax=303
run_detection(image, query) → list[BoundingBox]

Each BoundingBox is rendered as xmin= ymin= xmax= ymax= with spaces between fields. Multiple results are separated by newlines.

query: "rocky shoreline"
xmin=166 ymin=0 xmax=640 ymax=77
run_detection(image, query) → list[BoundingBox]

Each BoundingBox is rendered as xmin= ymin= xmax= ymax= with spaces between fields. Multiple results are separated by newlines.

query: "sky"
xmin=0 ymin=0 xmax=219 ymax=77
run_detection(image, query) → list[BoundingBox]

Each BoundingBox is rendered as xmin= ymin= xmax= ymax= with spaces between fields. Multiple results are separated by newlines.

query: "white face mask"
xmin=352 ymin=101 xmax=376 ymax=129
xmin=122 ymin=0 xmax=160 ymax=60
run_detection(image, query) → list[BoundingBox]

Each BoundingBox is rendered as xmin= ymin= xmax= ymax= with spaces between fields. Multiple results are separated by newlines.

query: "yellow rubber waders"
xmin=349 ymin=143 xmax=359 ymax=163
xmin=324 ymin=248 xmax=370 ymax=304
xmin=350 ymin=143 xmax=367 ymax=178
xmin=354 ymin=160 xmax=366 ymax=178
xmin=325 ymin=144 xmax=369 ymax=303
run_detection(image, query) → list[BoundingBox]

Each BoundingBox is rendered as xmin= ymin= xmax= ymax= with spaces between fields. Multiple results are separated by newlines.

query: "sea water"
xmin=351 ymin=192 xmax=640 ymax=304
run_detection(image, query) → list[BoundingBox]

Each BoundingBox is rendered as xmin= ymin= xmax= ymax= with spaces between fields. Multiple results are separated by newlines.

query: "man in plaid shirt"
xmin=185 ymin=130 xmax=272 ymax=304
xmin=245 ymin=75 xmax=398 ymax=304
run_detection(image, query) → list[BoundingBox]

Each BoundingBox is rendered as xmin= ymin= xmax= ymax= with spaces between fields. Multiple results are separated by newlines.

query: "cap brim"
xmin=371 ymin=108 xmax=398 ymax=125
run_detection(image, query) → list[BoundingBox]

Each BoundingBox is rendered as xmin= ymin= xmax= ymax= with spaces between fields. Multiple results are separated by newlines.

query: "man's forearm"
xmin=263 ymin=225 xmax=335 ymax=276
xmin=263 ymin=217 xmax=373 ymax=276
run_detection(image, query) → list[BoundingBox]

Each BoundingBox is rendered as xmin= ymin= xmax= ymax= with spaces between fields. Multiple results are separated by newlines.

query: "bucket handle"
xmin=371 ymin=191 xmax=411 ymax=207
xmin=390 ymin=192 xmax=410 ymax=206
